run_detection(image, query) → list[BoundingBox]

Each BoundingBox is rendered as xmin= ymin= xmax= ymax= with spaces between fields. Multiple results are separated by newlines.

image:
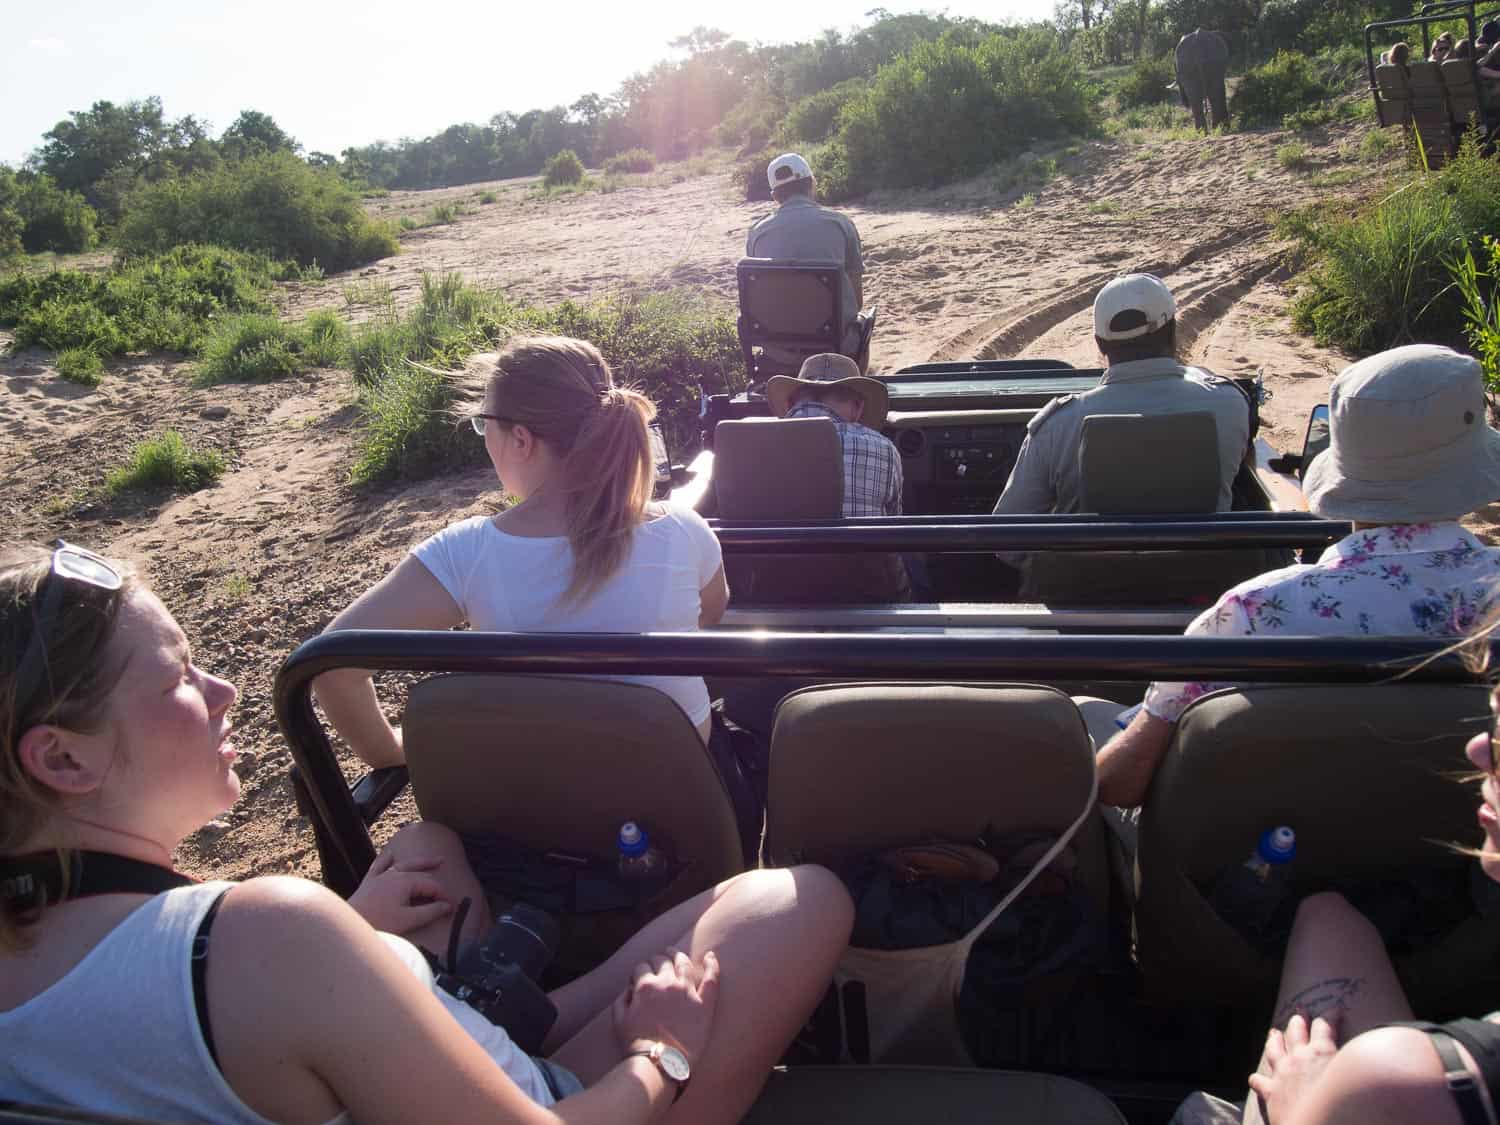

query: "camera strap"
xmin=0 ymin=850 xmax=195 ymax=912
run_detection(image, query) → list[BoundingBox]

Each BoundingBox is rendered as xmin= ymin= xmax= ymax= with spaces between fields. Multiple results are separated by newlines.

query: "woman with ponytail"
xmin=316 ymin=336 xmax=729 ymax=764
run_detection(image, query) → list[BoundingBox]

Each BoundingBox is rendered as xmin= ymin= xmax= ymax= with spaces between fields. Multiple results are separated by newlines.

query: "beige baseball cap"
xmin=1303 ymin=344 xmax=1500 ymax=522
xmin=1093 ymin=274 xmax=1177 ymax=341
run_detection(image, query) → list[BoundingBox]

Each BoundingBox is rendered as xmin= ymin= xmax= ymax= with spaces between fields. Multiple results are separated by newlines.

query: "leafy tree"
xmin=0 ymin=169 xmax=24 ymax=262
xmin=220 ymin=110 xmax=300 ymax=161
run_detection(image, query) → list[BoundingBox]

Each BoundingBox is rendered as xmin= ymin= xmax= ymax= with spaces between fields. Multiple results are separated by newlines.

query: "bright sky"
xmin=2 ymin=0 xmax=1054 ymax=166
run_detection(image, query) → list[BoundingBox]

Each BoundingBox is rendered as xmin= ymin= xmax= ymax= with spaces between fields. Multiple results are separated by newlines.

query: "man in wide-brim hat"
xmin=767 ymin=352 xmax=900 ymax=517
xmin=1089 ymin=343 xmax=1500 ymax=814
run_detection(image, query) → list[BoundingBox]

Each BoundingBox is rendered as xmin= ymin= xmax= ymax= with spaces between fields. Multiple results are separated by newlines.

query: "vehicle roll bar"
xmin=275 ymin=630 xmax=1495 ymax=895
xmin=707 ymin=520 xmax=1346 ymax=553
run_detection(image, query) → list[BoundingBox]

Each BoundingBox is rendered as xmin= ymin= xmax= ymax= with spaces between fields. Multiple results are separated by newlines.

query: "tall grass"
xmin=104 ymin=431 xmax=226 ymax=495
xmin=1449 ymin=237 xmax=1500 ymax=404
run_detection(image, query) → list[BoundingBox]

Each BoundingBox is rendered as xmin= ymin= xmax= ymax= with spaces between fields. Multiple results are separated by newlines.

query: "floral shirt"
xmin=1143 ymin=522 xmax=1500 ymax=723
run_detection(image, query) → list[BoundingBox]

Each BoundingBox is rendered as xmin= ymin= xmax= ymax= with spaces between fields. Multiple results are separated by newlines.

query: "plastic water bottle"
xmin=1210 ymin=826 xmax=1297 ymax=942
xmin=616 ymin=821 xmax=668 ymax=884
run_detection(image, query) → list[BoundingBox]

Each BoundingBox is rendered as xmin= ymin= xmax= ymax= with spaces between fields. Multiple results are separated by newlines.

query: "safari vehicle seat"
xmin=1407 ymin=60 xmax=1456 ymax=160
xmin=736 ymin=257 xmax=876 ymax=380
xmin=714 ymin=417 xmax=909 ymax=605
xmin=1374 ymin=62 xmax=1413 ymax=125
xmin=402 ymin=674 xmax=747 ymax=963
xmin=764 ymin=682 xmax=1108 ymax=914
xmin=1441 ymin=57 xmax=1481 ymax=125
xmin=1135 ymin=683 xmax=1500 ymax=1015
xmin=742 ymin=1066 xmax=1127 ymax=1124
xmin=1022 ymin=413 xmax=1286 ymax=607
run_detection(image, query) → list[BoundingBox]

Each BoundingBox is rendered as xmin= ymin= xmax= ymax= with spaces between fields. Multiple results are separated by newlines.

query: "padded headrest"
xmin=766 ymin=682 xmax=1093 ymax=864
xmin=1143 ymin=683 xmax=1492 ymax=882
xmin=714 ymin=416 xmax=842 ymax=521
xmin=738 ymin=258 xmax=843 ymax=341
xmin=1079 ymin=411 xmax=1219 ymax=514
xmin=404 ymin=674 xmax=745 ymax=873
xmin=1375 ymin=63 xmax=1411 ymax=95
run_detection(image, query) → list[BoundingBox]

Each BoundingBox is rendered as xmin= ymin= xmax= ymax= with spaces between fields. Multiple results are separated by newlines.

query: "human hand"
xmin=612 ymin=947 xmax=720 ymax=1067
xmin=348 ymin=851 xmax=453 ymax=936
xmin=1248 ymin=1013 xmax=1342 ymax=1124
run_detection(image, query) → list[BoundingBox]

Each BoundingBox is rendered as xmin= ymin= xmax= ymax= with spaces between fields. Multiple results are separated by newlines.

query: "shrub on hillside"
xmin=830 ymin=29 xmax=1094 ymax=199
xmin=1116 ymin=56 xmax=1175 ymax=109
xmin=542 ymin=150 xmax=586 ymax=188
xmin=105 ymin=430 xmax=226 ymax=495
xmin=603 ymin=148 xmax=657 ymax=175
xmin=56 ymin=346 xmax=103 ymax=386
xmin=115 ymin=152 xmax=398 ymax=270
xmin=196 ymin=314 xmax=309 ymax=383
xmin=780 ymin=79 xmax=869 ymax=144
xmin=1230 ymin=51 xmax=1330 ymax=128
xmin=1287 ymin=142 xmax=1500 ymax=354
xmin=13 ymin=174 xmax=98 ymax=254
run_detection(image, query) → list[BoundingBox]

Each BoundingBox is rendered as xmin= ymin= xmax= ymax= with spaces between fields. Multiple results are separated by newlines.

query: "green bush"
xmin=0 ymin=245 xmax=293 ymax=355
xmin=478 ymin=190 xmax=498 ymax=204
xmin=14 ymin=174 xmax=98 ymax=254
xmin=1276 ymin=141 xmax=1310 ymax=170
xmin=542 ymin=149 xmax=586 ymax=188
xmin=1115 ymin=56 xmax=1175 ymax=109
xmin=603 ymin=148 xmax=657 ymax=175
xmin=105 ymin=430 xmax=226 ymax=494
xmin=115 ymin=152 xmax=398 ymax=271
xmin=780 ymin=79 xmax=868 ymax=144
xmin=55 ymin=346 xmax=103 ymax=386
xmin=303 ymin=308 xmax=351 ymax=367
xmin=829 ymin=29 xmax=1094 ymax=200
xmin=1449 ymin=236 xmax=1500 ymax=401
xmin=195 ymin=314 xmax=308 ymax=383
xmin=1230 ymin=51 xmax=1331 ymax=129
xmin=1287 ymin=142 xmax=1500 ymax=353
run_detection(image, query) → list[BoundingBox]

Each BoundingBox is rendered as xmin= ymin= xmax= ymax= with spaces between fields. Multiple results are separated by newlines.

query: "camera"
xmin=436 ymin=903 xmax=561 ymax=1054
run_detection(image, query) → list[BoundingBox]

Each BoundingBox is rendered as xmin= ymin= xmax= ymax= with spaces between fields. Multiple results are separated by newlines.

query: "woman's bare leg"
xmin=1242 ymin=891 xmax=1413 ymax=1125
xmin=378 ymin=819 xmax=490 ymax=954
xmin=547 ymin=865 xmax=853 ymax=1124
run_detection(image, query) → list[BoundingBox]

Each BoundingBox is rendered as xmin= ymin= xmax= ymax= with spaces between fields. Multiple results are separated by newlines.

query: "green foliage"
xmin=195 ymin=314 xmax=308 ymax=383
xmin=1115 ymin=56 xmax=1176 ymax=109
xmin=478 ymin=190 xmax=498 ymax=204
xmin=602 ymin=148 xmax=657 ymax=175
xmin=0 ymin=244 xmax=293 ymax=355
xmin=1231 ymin=51 xmax=1334 ymax=129
xmin=780 ymin=79 xmax=868 ymax=143
xmin=1361 ymin=127 xmax=1397 ymax=162
xmin=104 ymin=430 xmax=226 ymax=495
xmin=1287 ymin=142 xmax=1500 ymax=354
xmin=218 ymin=110 xmax=299 ymax=162
xmin=1448 ymin=237 xmax=1500 ymax=401
xmin=55 ymin=346 xmax=103 ymax=386
xmin=542 ymin=149 xmax=586 ymax=187
xmin=0 ymin=171 xmax=24 ymax=262
xmin=302 ymin=308 xmax=351 ymax=367
xmin=115 ymin=152 xmax=398 ymax=270
xmin=827 ymin=29 xmax=1095 ymax=200
xmin=1276 ymin=141 xmax=1310 ymax=170
xmin=11 ymin=173 xmax=97 ymax=253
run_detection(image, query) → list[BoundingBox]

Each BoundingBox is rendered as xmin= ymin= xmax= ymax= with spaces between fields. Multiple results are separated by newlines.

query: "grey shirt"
xmin=746 ymin=196 xmax=865 ymax=351
xmin=993 ymin=356 xmax=1251 ymax=517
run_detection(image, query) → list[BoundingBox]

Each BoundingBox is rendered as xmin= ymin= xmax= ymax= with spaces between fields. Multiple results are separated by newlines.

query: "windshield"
xmin=883 ymin=374 xmax=1102 ymax=399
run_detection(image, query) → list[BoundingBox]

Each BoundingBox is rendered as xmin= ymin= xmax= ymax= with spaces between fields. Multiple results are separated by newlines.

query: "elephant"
xmin=1175 ymin=28 xmax=1230 ymax=132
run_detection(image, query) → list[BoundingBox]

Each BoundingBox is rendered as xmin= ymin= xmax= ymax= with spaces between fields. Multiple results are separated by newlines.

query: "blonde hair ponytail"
xmin=482 ymin=337 xmax=656 ymax=604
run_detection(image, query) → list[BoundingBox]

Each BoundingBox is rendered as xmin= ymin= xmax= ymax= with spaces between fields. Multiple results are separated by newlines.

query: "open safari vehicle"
xmin=7 ymin=356 xmax=1497 ymax=1125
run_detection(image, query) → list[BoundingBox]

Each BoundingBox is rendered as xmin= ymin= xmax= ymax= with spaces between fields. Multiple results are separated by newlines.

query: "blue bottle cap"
xmin=618 ymin=821 xmax=649 ymax=857
xmin=1258 ymin=826 xmax=1296 ymax=864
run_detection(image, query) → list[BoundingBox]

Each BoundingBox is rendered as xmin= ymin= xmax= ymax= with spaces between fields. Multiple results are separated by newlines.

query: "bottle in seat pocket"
xmin=1210 ymin=826 xmax=1296 ymax=942
xmin=617 ymin=821 xmax=669 ymax=884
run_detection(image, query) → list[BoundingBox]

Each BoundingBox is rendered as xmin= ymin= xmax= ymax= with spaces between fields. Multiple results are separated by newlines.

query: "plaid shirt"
xmin=788 ymin=402 xmax=903 ymax=516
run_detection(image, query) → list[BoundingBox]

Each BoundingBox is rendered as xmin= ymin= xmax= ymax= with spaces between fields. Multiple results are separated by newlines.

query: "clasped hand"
xmin=348 ymin=851 xmax=455 ymax=936
xmin=613 ymin=946 xmax=721 ymax=1067
xmin=1248 ymin=1012 xmax=1342 ymax=1124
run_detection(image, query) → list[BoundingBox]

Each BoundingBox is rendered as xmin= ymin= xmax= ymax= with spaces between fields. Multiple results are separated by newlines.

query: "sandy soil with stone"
xmin=2 ymin=109 xmax=1494 ymax=882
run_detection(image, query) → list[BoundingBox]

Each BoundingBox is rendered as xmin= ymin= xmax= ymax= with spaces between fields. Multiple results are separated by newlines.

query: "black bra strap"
xmin=1385 ymin=1022 xmax=1494 ymax=1125
xmin=191 ymin=890 xmax=230 ymax=1072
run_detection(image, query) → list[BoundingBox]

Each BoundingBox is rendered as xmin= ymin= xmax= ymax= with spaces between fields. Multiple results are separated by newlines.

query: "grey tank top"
xmin=0 ymin=882 xmax=556 ymax=1120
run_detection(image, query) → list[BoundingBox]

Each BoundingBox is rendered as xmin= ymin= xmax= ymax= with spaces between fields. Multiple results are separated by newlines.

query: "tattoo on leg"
xmin=1274 ymin=977 xmax=1366 ymax=1027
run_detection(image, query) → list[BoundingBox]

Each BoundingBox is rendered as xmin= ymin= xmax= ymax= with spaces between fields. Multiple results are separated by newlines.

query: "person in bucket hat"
xmin=1089 ymin=343 xmax=1500 ymax=817
xmin=768 ymin=353 xmax=900 ymax=517
xmin=746 ymin=153 xmax=867 ymax=368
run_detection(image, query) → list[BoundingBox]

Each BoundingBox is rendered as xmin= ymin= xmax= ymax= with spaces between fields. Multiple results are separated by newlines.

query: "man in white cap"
xmin=993 ymin=273 xmax=1250 ymax=520
xmin=746 ymin=152 xmax=867 ymax=367
xmin=1089 ymin=343 xmax=1500 ymax=813
xmin=767 ymin=352 xmax=902 ymax=518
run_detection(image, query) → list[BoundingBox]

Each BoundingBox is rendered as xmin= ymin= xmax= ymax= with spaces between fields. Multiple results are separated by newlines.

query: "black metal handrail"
xmin=708 ymin=521 xmax=1345 ymax=553
xmin=707 ymin=512 xmax=1336 ymax=527
xmin=275 ymin=630 xmax=1494 ymax=894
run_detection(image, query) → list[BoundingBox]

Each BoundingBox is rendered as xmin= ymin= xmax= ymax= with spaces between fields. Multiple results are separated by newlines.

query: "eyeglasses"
xmin=470 ymin=413 xmax=510 ymax=437
xmin=13 ymin=541 xmax=123 ymax=713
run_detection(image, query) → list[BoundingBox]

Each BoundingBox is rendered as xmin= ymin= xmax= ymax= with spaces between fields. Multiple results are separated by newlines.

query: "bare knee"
xmin=1294 ymin=890 xmax=1364 ymax=931
xmin=384 ymin=818 xmax=467 ymax=862
xmin=721 ymin=864 xmax=852 ymax=942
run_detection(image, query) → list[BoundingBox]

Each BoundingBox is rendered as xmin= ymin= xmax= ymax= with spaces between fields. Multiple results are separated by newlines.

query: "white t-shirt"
xmin=411 ymin=506 xmax=722 ymax=728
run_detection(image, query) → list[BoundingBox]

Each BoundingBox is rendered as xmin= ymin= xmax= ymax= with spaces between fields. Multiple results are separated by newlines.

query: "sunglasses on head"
xmin=13 ymin=541 xmax=123 ymax=712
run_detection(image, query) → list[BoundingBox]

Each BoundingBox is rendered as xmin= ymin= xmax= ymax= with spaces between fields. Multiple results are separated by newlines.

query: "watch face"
xmin=658 ymin=1045 xmax=691 ymax=1082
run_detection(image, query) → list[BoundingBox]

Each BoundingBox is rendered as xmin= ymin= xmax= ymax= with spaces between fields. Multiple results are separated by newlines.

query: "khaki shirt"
xmin=992 ymin=356 xmax=1250 ymax=517
xmin=746 ymin=196 xmax=864 ymax=351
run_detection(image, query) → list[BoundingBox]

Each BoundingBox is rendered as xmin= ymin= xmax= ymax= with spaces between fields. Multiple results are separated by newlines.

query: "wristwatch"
xmin=627 ymin=1040 xmax=691 ymax=1102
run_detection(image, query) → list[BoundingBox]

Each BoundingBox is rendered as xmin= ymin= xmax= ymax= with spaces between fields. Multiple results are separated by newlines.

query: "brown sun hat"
xmin=1303 ymin=344 xmax=1500 ymax=522
xmin=766 ymin=353 xmax=890 ymax=430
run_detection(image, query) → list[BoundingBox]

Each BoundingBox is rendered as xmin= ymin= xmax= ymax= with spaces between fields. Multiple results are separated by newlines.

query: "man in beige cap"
xmin=768 ymin=352 xmax=902 ymax=517
xmin=747 ymin=153 xmax=867 ymax=368
xmin=994 ymin=273 xmax=1250 ymax=521
xmin=1090 ymin=343 xmax=1500 ymax=812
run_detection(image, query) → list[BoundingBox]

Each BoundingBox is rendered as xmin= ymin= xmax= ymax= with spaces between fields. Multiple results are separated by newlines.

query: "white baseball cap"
xmin=766 ymin=152 xmax=814 ymax=191
xmin=1093 ymin=274 xmax=1177 ymax=341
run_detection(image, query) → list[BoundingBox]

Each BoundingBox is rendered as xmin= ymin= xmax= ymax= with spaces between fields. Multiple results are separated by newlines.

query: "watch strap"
xmin=626 ymin=1044 xmax=688 ymax=1103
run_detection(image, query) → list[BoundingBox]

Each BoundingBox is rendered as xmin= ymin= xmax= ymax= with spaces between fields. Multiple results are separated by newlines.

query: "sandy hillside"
xmin=2 ymin=113 xmax=1495 ymax=881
